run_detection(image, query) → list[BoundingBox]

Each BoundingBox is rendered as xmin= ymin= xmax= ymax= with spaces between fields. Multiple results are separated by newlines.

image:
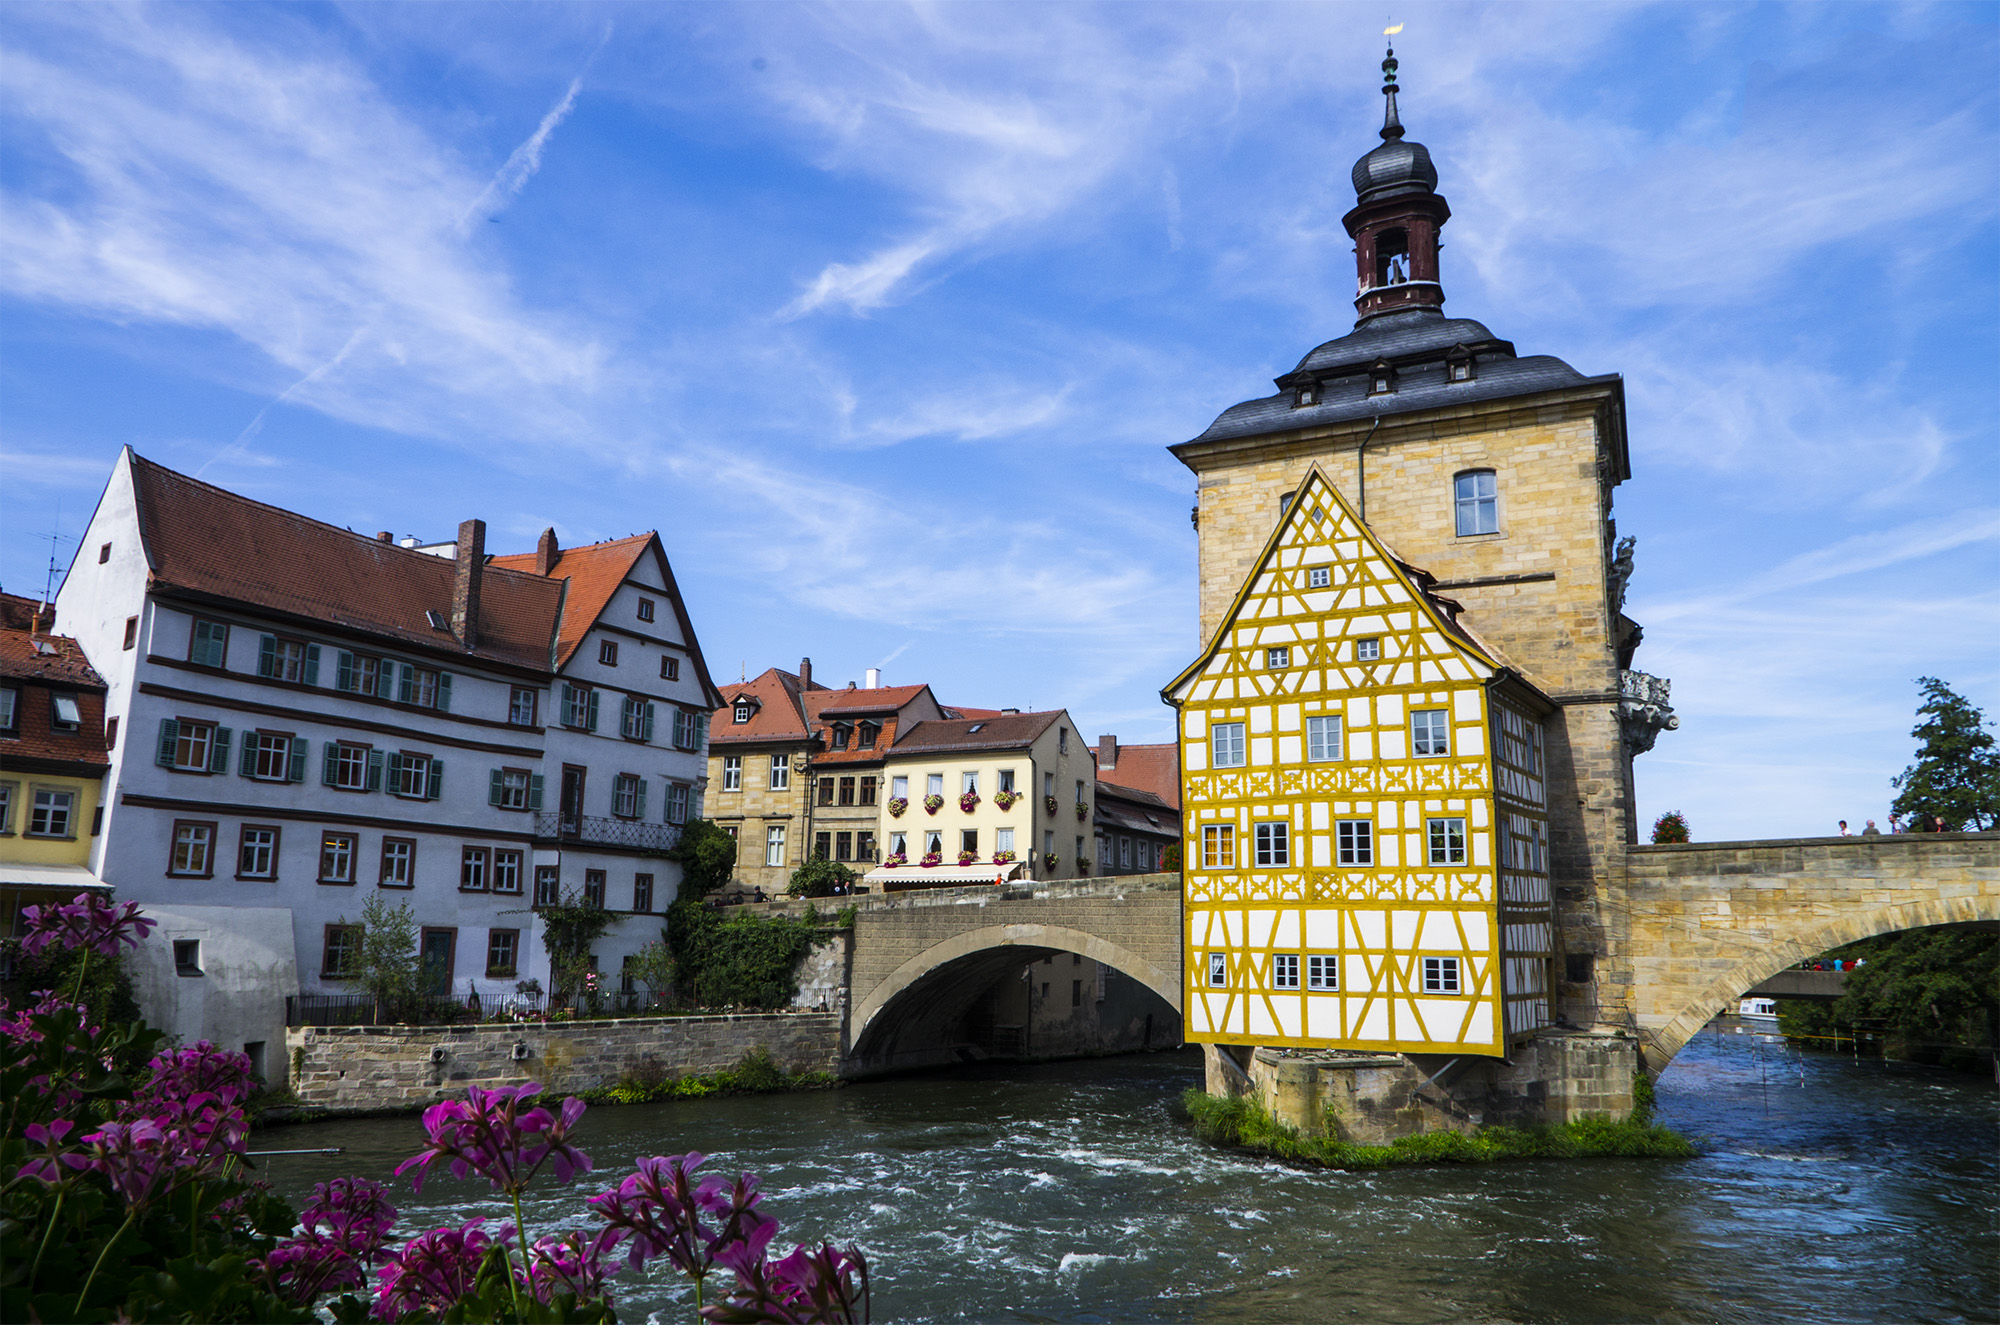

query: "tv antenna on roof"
xmin=34 ymin=500 xmax=75 ymax=606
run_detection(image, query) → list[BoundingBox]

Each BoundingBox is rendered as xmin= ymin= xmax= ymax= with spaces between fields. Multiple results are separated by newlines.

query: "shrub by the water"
xmin=1181 ymin=1088 xmax=1694 ymax=1169
xmin=589 ymin=1048 xmax=836 ymax=1106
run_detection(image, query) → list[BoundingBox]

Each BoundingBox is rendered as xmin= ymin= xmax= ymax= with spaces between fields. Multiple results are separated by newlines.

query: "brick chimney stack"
xmin=1097 ymin=734 xmax=1118 ymax=770
xmin=535 ymin=527 xmax=559 ymax=576
xmin=799 ymin=657 xmax=813 ymax=690
xmin=452 ymin=519 xmax=486 ymax=648
xmin=376 ymin=531 xmax=393 ymax=542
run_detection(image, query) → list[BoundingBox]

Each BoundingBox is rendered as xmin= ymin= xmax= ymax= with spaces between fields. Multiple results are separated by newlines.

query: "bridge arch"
xmin=1643 ymin=892 xmax=2000 ymax=1071
xmin=847 ymin=922 xmax=1180 ymax=1074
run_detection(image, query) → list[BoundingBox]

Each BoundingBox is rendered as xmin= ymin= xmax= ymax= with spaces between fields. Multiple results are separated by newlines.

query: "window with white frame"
xmin=996 ymin=827 xmax=1014 ymax=856
xmin=1253 ymin=821 xmax=1289 ymax=867
xmin=637 ymin=597 xmax=655 ymax=622
xmin=612 ymin=774 xmax=645 ymax=819
xmin=672 ymin=708 xmax=701 ymax=750
xmin=1272 ymin=954 xmax=1300 ymax=989
xmin=319 ymin=832 xmax=356 ymax=884
xmin=666 ymin=783 xmax=689 ymax=825
xmin=924 ymin=830 xmax=942 ymax=855
xmin=621 ymin=695 xmax=654 ymax=741
xmin=998 ymin=768 xmax=1015 ymax=793
xmin=171 ymin=822 xmax=215 ymax=876
xmin=328 ymin=742 xmax=372 ymax=791
xmin=961 ymin=771 xmax=978 ymax=795
xmin=164 ymin=719 xmax=223 ymax=772
xmin=926 ymin=773 xmax=943 ymax=797
xmin=1355 ymin=637 xmax=1382 ymax=661
xmin=562 ymin=684 xmax=599 ymax=731
xmin=391 ymin=752 xmax=437 ymax=800
xmin=1266 ymin=646 xmax=1290 ymax=669
xmin=632 ymin=872 xmax=653 ymax=912
xmin=1423 ymin=956 xmax=1462 ymax=994
xmin=461 ymin=847 xmax=489 ymax=891
xmin=890 ymin=775 xmax=908 ymax=800
xmin=398 ymin=664 xmax=443 ymax=709
xmin=509 ymin=687 xmax=538 ymax=725
xmin=28 ymin=788 xmax=74 ymax=838
xmin=248 ymin=730 xmax=295 ymax=781
xmin=1307 ymin=954 xmax=1339 ymax=991
xmin=0 ymin=688 xmax=15 ymax=733
xmin=0 ymin=781 xmax=13 ymax=833
xmin=533 ymin=865 xmax=559 ymax=906
xmin=768 ymin=756 xmax=789 ymax=791
xmin=1336 ymin=819 xmax=1373 ymax=866
xmin=1454 ymin=470 xmax=1498 ymax=536
xmin=1211 ymin=722 xmax=1246 ymax=768
xmin=492 ymin=768 xmax=533 ymax=810
xmin=1306 ymin=714 xmax=1342 ymax=762
xmin=1207 ymin=952 xmax=1227 ymax=987
xmin=599 ymin=639 xmax=619 ymax=666
xmin=764 ymin=826 xmax=786 ymax=867
xmin=661 ymin=657 xmax=679 ymax=681
xmin=722 ymin=756 xmax=742 ymax=791
xmin=52 ymin=695 xmax=81 ymax=730
xmin=493 ymin=851 xmax=523 ymax=894
xmin=1098 ymin=836 xmax=1112 ymax=866
xmin=1202 ymin=824 xmax=1235 ymax=868
xmin=258 ymin=635 xmax=313 ymax=683
xmin=889 ymin=831 xmax=906 ymax=857
xmin=238 ymin=826 xmax=279 ymax=879
xmin=1427 ymin=817 xmax=1467 ymax=865
xmin=1119 ymin=837 xmax=1132 ymax=869
xmin=1308 ymin=566 xmax=1331 ymax=589
xmin=734 ymin=701 xmax=752 ymax=723
xmin=381 ymin=838 xmax=415 ymax=887
xmin=1411 ymin=709 xmax=1451 ymax=757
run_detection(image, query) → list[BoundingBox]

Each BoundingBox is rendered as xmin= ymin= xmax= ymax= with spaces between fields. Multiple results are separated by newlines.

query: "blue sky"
xmin=3 ymin=2 xmax=1994 ymax=840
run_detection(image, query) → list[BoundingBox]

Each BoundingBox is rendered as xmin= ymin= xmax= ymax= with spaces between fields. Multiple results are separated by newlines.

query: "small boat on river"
xmin=1737 ymin=997 xmax=1779 ymax=1020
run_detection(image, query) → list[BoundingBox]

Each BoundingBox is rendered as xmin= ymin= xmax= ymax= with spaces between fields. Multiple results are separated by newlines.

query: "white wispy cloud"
xmin=460 ymin=75 xmax=585 ymax=232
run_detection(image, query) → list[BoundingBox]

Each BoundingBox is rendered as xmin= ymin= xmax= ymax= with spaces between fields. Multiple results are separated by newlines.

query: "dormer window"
xmin=1294 ymin=382 xmax=1317 ymax=408
xmin=1368 ymin=359 xmax=1397 ymax=395
xmin=1446 ymin=344 xmax=1476 ymax=383
xmin=426 ymin=610 xmax=448 ymax=630
xmin=733 ymin=700 xmax=754 ymax=724
xmin=831 ymin=723 xmax=851 ymax=751
xmin=859 ymin=721 xmax=878 ymax=749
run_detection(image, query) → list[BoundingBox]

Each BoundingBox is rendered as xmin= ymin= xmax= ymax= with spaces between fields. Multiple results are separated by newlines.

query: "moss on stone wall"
xmin=1182 ymin=1089 xmax=1693 ymax=1169
xmin=583 ymin=1048 xmax=837 ymax=1105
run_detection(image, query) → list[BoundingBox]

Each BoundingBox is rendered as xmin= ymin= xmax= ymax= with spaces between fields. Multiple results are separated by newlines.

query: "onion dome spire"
xmin=1381 ymin=40 xmax=1404 ymax=140
xmin=1343 ymin=32 xmax=1450 ymax=323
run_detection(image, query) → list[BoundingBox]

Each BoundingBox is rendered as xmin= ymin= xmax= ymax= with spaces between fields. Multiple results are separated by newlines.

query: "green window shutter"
xmin=238 ymin=728 xmax=256 ymax=777
xmin=643 ymin=702 xmax=656 ymax=743
xmin=156 ymin=719 xmax=180 ymax=767
xmin=367 ymin=749 xmax=384 ymax=792
xmin=322 ymin=742 xmax=340 ymax=785
xmin=489 ymin=768 xmax=505 ymax=807
xmin=635 ymin=778 xmax=648 ymax=821
xmin=257 ymin=635 xmax=277 ymax=678
xmin=378 ymin=662 xmax=397 ymax=700
xmin=428 ymin=759 xmax=444 ymax=801
xmin=586 ymin=690 xmax=600 ymax=733
xmin=529 ymin=774 xmax=544 ymax=811
xmin=289 ymin=738 xmax=308 ymax=783
xmin=398 ymin=664 xmax=414 ymax=704
xmin=336 ymin=652 xmax=355 ymax=692
xmin=385 ymin=751 xmax=402 ymax=790
xmin=560 ymin=682 xmax=575 ymax=727
xmin=303 ymin=644 xmax=321 ymax=686
xmin=437 ymin=672 xmax=452 ymax=712
xmin=210 ymin=727 xmax=232 ymax=773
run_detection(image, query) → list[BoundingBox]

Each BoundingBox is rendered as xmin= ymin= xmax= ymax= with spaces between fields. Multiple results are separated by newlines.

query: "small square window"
xmin=1356 ymin=637 xmax=1382 ymax=661
xmin=598 ymin=639 xmax=619 ymax=666
xmin=1266 ymin=646 xmax=1289 ymax=669
xmin=1427 ymin=817 xmax=1467 ymax=865
xmin=1208 ymin=952 xmax=1228 ymax=987
xmin=1423 ymin=956 xmax=1462 ymax=994
xmin=174 ymin=939 xmax=203 ymax=976
xmin=1272 ymin=954 xmax=1299 ymax=990
xmin=637 ymin=598 xmax=655 ymax=623
xmin=661 ymin=657 xmax=679 ymax=681
xmin=1307 ymin=955 xmax=1339 ymax=991
xmin=1308 ymin=567 xmax=1331 ymax=589
xmin=99 ymin=542 xmax=112 ymax=563
xmin=1253 ymin=821 xmax=1289 ymax=867
xmin=123 ymin=617 xmax=138 ymax=650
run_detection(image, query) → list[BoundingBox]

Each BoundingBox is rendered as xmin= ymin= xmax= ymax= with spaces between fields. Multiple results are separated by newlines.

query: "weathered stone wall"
xmin=286 ymin=1012 xmax=841 ymax=1112
xmin=1619 ymin=832 xmax=2000 ymax=1069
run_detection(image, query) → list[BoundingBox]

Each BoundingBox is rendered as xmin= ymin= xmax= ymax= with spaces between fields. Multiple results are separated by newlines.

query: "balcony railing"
xmin=534 ymin=812 xmax=681 ymax=854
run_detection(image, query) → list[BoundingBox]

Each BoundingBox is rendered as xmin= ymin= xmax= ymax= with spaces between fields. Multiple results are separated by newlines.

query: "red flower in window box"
xmin=956 ymin=850 xmax=979 ymax=865
xmin=958 ymin=791 xmax=981 ymax=813
xmin=887 ymin=797 xmax=909 ymax=818
xmin=1075 ymin=801 xmax=1089 ymax=821
xmin=1044 ymin=796 xmax=1059 ymax=816
xmin=881 ymin=852 xmax=906 ymax=868
xmin=993 ymin=791 xmax=1021 ymax=811
xmin=991 ymin=850 xmax=1016 ymax=864
xmin=923 ymin=795 xmax=944 ymax=815
xmin=919 ymin=851 xmax=943 ymax=867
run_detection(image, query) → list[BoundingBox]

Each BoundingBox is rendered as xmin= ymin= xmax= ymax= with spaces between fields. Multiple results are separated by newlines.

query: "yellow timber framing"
xmin=1163 ymin=462 xmax=1554 ymax=1057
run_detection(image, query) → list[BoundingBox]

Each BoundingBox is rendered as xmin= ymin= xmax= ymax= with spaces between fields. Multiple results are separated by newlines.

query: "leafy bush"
xmin=668 ymin=817 xmax=739 ymax=902
xmin=1650 ymin=811 xmax=1690 ymax=844
xmin=666 ymin=903 xmax=825 ymax=1009
xmin=788 ymin=857 xmax=859 ymax=898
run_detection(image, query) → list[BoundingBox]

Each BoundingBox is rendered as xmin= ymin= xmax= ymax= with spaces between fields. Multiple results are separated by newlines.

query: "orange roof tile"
xmin=1095 ymin=743 xmax=1180 ymax=809
xmin=489 ymin=534 xmax=649 ymax=669
xmin=0 ymin=592 xmax=109 ymax=771
xmin=709 ymin=668 xmax=817 ymax=745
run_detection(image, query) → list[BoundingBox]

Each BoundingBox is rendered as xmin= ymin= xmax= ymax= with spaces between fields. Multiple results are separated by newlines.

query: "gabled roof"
xmin=1095 ymin=780 xmax=1179 ymax=834
xmin=809 ymin=684 xmax=932 ymax=717
xmin=123 ymin=452 xmax=563 ymax=672
xmin=1163 ymin=462 xmax=1536 ymax=703
xmin=1095 ymin=743 xmax=1180 ymax=810
xmin=490 ymin=535 xmax=648 ymax=669
xmin=889 ymin=710 xmax=1064 ymax=756
xmin=708 ymin=667 xmax=817 ymax=745
xmin=0 ymin=594 xmax=107 ymax=690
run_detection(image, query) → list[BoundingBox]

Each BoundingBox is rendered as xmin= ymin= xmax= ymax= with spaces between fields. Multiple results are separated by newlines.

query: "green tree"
xmin=1891 ymin=677 xmax=2000 ymax=830
xmin=1782 ymin=927 xmax=1999 ymax=1070
xmin=538 ymin=890 xmax=617 ymax=1011
xmin=787 ymin=856 xmax=858 ymax=898
xmin=1651 ymin=811 xmax=1690 ymax=844
xmin=669 ymin=817 xmax=738 ymax=902
xmin=627 ymin=937 xmax=677 ymax=1009
xmin=353 ymin=894 xmax=419 ymax=1018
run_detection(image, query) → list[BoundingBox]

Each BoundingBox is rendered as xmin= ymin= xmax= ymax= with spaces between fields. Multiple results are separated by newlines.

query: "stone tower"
xmin=1170 ymin=44 xmax=1676 ymax=1030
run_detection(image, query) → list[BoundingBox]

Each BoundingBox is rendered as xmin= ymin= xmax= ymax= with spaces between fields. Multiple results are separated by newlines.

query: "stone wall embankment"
xmin=287 ymin=1013 xmax=841 ymax=1113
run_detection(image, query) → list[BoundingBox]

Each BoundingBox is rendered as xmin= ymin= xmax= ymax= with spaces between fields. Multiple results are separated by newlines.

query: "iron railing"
xmin=533 ymin=813 xmax=681 ymax=854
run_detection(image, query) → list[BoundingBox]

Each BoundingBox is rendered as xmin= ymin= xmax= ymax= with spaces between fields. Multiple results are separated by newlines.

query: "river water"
xmin=261 ymin=1021 xmax=1998 ymax=1324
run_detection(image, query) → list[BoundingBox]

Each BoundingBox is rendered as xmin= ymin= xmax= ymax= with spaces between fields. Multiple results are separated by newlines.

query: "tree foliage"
xmin=1780 ymin=926 xmax=1998 ymax=1069
xmin=787 ymin=856 xmax=858 ymax=898
xmin=354 ymin=894 xmax=420 ymax=1007
xmin=1890 ymin=677 xmax=2000 ymax=831
xmin=668 ymin=818 xmax=738 ymax=902
xmin=664 ymin=904 xmax=822 ymax=1009
xmin=1650 ymin=811 xmax=1690 ymax=844
xmin=538 ymin=890 xmax=618 ymax=1007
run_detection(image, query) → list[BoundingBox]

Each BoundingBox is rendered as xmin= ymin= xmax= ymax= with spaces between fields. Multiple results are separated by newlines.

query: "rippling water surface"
xmin=263 ymin=1023 xmax=1998 ymax=1324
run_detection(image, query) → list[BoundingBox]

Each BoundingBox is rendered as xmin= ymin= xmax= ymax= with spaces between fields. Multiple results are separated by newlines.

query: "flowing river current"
xmin=262 ymin=1022 xmax=1998 ymax=1324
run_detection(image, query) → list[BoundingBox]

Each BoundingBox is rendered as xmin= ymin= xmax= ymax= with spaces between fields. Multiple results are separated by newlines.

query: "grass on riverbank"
xmin=582 ymin=1048 xmax=838 ymax=1106
xmin=1182 ymin=1087 xmax=1695 ymax=1169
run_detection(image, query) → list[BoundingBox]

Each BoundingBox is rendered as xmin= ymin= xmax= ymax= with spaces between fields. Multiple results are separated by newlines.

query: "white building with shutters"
xmin=52 ymin=449 xmax=722 ymax=1084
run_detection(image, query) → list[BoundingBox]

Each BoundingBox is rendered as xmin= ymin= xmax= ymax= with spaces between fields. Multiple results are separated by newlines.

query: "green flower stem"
xmin=507 ymin=1187 xmax=532 ymax=1322
xmin=27 ymin=1187 xmax=67 ymax=1288
xmin=77 ymin=1208 xmax=137 ymax=1310
xmin=69 ymin=948 xmax=92 ymax=1003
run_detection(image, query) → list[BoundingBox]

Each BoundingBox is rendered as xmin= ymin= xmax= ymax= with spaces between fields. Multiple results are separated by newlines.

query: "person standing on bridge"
xmin=1863 ymin=820 xmax=1881 ymax=835
xmin=1838 ymin=820 xmax=1850 ymax=835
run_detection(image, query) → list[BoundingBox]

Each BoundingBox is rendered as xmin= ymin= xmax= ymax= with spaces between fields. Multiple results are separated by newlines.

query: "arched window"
xmin=1373 ymin=228 xmax=1410 ymax=287
xmin=1454 ymin=470 xmax=1498 ymax=536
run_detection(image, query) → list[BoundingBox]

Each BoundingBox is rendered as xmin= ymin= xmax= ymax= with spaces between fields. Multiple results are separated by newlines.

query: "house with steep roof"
xmin=53 ymin=449 xmax=722 ymax=1082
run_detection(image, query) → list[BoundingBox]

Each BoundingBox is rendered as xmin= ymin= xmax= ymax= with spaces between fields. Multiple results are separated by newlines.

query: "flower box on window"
xmin=922 ymin=795 xmax=944 ymax=815
xmin=991 ymin=850 xmax=1017 ymax=864
xmin=919 ymin=851 xmax=943 ymax=867
xmin=956 ymin=850 xmax=978 ymax=865
xmin=1044 ymin=795 xmax=1059 ymax=816
xmin=1042 ymin=852 xmax=1059 ymax=869
xmin=1077 ymin=860 xmax=1092 ymax=875
xmin=887 ymin=797 xmax=909 ymax=818
xmin=1075 ymin=801 xmax=1089 ymax=821
xmin=958 ymin=791 xmax=980 ymax=813
xmin=881 ymin=852 xmax=906 ymax=868
xmin=993 ymin=791 xmax=1021 ymax=811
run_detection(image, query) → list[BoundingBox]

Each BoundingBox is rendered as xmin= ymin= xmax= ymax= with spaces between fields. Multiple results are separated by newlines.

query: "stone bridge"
xmin=1612 ymin=832 xmax=2000 ymax=1072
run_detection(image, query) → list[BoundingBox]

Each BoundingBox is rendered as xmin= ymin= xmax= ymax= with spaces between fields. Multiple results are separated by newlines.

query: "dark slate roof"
xmin=1181 ymin=310 xmax=1612 ymax=447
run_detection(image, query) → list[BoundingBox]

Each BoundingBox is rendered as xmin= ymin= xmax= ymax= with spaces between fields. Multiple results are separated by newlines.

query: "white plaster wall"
xmin=128 ymin=904 xmax=299 ymax=1088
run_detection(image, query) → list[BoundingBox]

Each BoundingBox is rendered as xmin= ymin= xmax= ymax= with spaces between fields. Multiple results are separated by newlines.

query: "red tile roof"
xmin=810 ymin=684 xmax=930 ymax=716
xmin=489 ymin=534 xmax=649 ymax=670
xmin=129 ymin=454 xmax=562 ymax=672
xmin=0 ymin=594 xmax=107 ymax=690
xmin=0 ymin=593 xmax=109 ymax=771
xmin=889 ymin=710 xmax=1063 ymax=755
xmin=708 ymin=668 xmax=817 ymax=745
xmin=1094 ymin=742 xmax=1180 ymax=809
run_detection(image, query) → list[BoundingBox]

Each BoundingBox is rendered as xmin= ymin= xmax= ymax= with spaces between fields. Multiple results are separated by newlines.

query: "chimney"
xmin=798 ymin=657 xmax=812 ymax=689
xmin=865 ymin=667 xmax=881 ymax=688
xmin=1098 ymin=734 xmax=1118 ymax=770
xmin=535 ymin=527 xmax=559 ymax=576
xmin=32 ymin=603 xmax=55 ymax=635
xmin=452 ymin=519 xmax=486 ymax=649
xmin=376 ymin=531 xmax=393 ymax=542
xmin=1001 ymin=707 xmax=1019 ymax=715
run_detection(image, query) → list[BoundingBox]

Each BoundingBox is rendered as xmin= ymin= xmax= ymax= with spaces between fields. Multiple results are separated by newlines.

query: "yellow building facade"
xmin=1167 ymin=468 xmax=1554 ymax=1056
